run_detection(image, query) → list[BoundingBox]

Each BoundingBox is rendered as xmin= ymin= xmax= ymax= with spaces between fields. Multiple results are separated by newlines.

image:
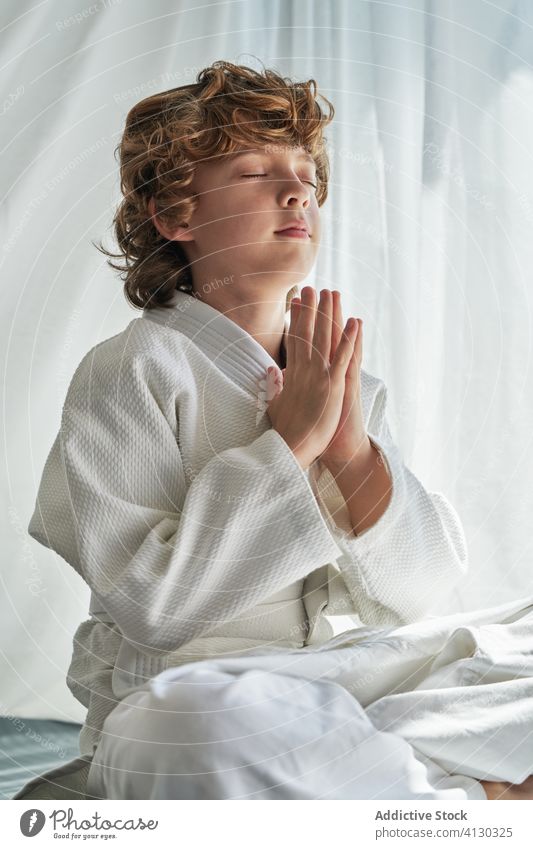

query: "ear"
xmin=148 ymin=197 xmax=194 ymax=242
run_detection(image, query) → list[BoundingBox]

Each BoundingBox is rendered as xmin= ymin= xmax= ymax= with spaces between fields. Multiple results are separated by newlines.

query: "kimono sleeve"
xmin=308 ymin=379 xmax=469 ymax=626
xmin=28 ymin=349 xmax=344 ymax=655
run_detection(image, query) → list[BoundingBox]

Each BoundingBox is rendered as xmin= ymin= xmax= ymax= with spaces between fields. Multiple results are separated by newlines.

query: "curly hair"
xmin=94 ymin=59 xmax=335 ymax=311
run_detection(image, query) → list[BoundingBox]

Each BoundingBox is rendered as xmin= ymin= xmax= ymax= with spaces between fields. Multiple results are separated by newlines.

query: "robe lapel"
xmin=141 ymin=289 xmax=288 ymax=405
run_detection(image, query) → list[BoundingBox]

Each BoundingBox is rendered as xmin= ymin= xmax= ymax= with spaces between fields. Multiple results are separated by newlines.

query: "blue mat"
xmin=0 ymin=716 xmax=82 ymax=800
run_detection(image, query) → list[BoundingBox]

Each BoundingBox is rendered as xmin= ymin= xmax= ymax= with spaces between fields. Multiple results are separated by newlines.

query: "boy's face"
xmin=174 ymin=142 xmax=322 ymax=294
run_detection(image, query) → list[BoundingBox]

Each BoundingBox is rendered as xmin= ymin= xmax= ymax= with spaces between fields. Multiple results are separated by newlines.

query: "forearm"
xmin=322 ymin=437 xmax=393 ymax=536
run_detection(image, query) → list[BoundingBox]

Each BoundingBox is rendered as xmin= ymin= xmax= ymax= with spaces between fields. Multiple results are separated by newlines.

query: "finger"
xmin=286 ymin=297 xmax=300 ymax=370
xmin=298 ymin=285 xmax=317 ymax=361
xmin=351 ymin=318 xmax=363 ymax=372
xmin=311 ymin=289 xmax=332 ymax=366
xmin=331 ymin=318 xmax=358 ymax=378
xmin=266 ymin=366 xmax=284 ymax=400
xmin=345 ymin=323 xmax=360 ymax=383
xmin=355 ymin=317 xmax=363 ymax=361
xmin=330 ymin=290 xmax=343 ymax=363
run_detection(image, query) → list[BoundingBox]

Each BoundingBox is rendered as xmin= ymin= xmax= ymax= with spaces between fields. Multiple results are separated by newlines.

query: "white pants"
xmin=86 ymin=663 xmax=488 ymax=800
xmin=84 ymin=593 xmax=533 ymax=800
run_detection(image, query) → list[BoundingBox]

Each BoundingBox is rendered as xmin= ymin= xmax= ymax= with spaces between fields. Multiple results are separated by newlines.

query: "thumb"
xmin=266 ymin=366 xmax=284 ymax=401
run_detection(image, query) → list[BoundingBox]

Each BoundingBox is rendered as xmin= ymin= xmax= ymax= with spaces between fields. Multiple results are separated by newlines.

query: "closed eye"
xmin=242 ymin=174 xmax=318 ymax=189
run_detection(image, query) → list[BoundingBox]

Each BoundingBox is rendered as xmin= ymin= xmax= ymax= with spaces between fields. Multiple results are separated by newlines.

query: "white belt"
xmin=88 ymin=590 xmax=310 ymax=640
xmin=88 ymin=569 xmax=333 ymax=644
xmin=89 ymin=591 xmax=115 ymax=623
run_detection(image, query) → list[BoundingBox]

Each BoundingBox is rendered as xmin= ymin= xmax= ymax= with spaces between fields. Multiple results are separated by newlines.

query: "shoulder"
xmin=63 ymin=317 xmax=192 ymax=424
xmin=71 ymin=316 xmax=193 ymax=381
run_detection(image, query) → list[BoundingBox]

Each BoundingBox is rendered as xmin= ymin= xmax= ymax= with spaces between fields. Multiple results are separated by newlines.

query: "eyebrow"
xmin=226 ymin=149 xmax=316 ymax=164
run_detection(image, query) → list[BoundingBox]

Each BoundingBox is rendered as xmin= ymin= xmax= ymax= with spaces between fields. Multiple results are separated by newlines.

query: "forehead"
xmin=225 ymin=145 xmax=315 ymax=163
xmin=199 ymin=145 xmax=316 ymax=170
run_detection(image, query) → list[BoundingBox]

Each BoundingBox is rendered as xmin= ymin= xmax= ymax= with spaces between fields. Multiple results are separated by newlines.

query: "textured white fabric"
xmin=86 ymin=664 xmax=487 ymax=801
xmin=85 ymin=592 xmax=533 ymax=800
xmin=27 ymin=290 xmax=471 ymax=764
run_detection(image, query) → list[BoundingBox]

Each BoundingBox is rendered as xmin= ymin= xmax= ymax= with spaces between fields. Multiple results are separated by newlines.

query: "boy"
xmin=19 ymin=60 xmax=533 ymax=800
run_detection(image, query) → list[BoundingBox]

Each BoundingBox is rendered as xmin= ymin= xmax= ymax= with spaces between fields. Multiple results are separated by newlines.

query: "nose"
xmin=278 ymin=177 xmax=311 ymax=207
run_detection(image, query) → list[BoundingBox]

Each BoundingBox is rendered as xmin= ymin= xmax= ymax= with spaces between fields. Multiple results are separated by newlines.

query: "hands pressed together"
xmin=266 ymin=286 xmax=371 ymax=472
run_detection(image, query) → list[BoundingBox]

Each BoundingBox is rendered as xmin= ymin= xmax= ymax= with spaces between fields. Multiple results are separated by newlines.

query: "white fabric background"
xmin=1 ymin=0 xmax=532 ymax=722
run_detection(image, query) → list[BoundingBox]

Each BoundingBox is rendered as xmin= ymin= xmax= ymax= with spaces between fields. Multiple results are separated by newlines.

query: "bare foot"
xmin=480 ymin=775 xmax=533 ymax=800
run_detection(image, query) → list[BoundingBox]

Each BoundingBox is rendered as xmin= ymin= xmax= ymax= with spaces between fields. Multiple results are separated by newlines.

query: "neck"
xmin=191 ymin=281 xmax=289 ymax=368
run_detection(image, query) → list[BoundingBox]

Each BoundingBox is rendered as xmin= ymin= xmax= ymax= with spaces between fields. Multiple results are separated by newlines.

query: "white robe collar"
xmin=141 ymin=289 xmax=287 ymax=403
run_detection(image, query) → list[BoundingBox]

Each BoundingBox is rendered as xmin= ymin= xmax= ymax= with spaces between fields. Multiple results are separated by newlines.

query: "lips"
xmin=275 ymin=229 xmax=310 ymax=239
xmin=274 ymin=220 xmax=311 ymax=237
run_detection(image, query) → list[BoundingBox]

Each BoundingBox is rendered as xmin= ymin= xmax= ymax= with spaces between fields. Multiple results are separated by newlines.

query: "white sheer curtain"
xmin=2 ymin=0 xmax=532 ymax=721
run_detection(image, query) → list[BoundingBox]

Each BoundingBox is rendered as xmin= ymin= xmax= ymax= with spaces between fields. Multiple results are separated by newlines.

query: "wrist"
xmin=275 ymin=431 xmax=313 ymax=471
xmin=321 ymin=436 xmax=374 ymax=476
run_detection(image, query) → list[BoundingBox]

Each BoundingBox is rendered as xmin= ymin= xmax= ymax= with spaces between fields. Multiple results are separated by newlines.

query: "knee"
xmin=139 ymin=665 xmax=287 ymax=745
xmin=108 ymin=664 xmax=327 ymax=751
xmin=94 ymin=666 xmax=284 ymax=797
xmin=103 ymin=665 xmax=271 ymax=751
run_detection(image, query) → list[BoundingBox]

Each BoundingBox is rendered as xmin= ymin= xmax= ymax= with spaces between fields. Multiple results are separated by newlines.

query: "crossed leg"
xmin=87 ymin=664 xmax=486 ymax=800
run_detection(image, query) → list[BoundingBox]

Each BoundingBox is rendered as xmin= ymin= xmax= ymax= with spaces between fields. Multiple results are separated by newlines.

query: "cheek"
xmin=209 ymin=206 xmax=261 ymax=245
xmin=223 ymin=191 xmax=270 ymax=234
xmin=219 ymin=186 xmax=261 ymax=217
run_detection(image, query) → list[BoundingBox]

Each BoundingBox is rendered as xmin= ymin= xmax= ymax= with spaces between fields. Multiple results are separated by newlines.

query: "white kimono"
xmin=20 ymin=288 xmax=533 ymax=801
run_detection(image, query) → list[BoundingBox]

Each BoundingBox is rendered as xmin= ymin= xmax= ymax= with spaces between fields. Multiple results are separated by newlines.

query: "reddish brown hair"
xmin=94 ymin=59 xmax=335 ymax=311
